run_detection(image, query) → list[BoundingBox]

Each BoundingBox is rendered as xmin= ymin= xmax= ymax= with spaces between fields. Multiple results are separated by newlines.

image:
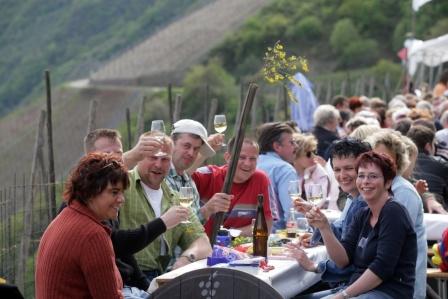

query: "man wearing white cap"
xmin=166 ymin=119 xmax=231 ymax=224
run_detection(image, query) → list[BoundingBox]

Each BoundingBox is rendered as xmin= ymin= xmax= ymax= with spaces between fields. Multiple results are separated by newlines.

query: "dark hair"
xmin=407 ymin=125 xmax=435 ymax=153
xmin=356 ymin=151 xmax=396 ymax=184
xmin=329 ymin=138 xmax=371 ymax=167
xmin=256 ymin=122 xmax=294 ymax=154
xmin=84 ymin=129 xmax=121 ymax=154
xmin=393 ymin=118 xmax=412 ymax=135
xmin=438 ymin=70 xmax=448 ymax=85
xmin=331 ymin=95 xmax=347 ymax=108
xmin=63 ymin=152 xmax=129 ymax=205
xmin=411 ymin=118 xmax=436 ymax=132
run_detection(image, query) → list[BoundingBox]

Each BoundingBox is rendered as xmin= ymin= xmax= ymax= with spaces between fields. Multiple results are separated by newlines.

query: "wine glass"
xmin=306 ymin=184 xmax=323 ymax=206
xmin=179 ymin=186 xmax=194 ymax=223
xmin=296 ymin=217 xmax=309 ymax=238
xmin=151 ymin=120 xmax=166 ymax=156
xmin=214 ymin=114 xmax=227 ymax=146
xmin=287 ymin=180 xmax=301 ymax=206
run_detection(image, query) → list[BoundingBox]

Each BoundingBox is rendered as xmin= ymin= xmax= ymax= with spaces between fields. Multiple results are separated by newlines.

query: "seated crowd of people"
xmin=35 ymin=77 xmax=448 ymax=299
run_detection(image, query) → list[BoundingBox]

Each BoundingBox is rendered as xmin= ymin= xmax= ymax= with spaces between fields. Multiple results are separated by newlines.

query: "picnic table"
xmin=149 ymin=246 xmax=328 ymax=299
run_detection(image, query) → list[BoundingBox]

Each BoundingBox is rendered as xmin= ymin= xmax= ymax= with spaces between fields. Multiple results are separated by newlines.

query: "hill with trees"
xmin=0 ymin=0 xmax=209 ymax=115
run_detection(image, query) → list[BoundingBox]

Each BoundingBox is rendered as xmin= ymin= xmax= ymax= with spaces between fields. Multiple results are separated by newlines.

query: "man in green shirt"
xmin=119 ymin=133 xmax=212 ymax=283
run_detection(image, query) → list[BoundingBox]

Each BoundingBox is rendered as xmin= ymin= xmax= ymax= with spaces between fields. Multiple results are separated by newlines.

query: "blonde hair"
xmin=365 ymin=129 xmax=410 ymax=175
xmin=350 ymin=125 xmax=382 ymax=141
xmin=293 ymin=133 xmax=317 ymax=158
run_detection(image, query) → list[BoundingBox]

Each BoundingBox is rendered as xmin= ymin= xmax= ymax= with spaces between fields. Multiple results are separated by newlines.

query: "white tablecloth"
xmin=323 ymin=209 xmax=448 ymax=241
xmin=149 ymin=246 xmax=328 ymax=299
xmin=424 ymin=213 xmax=448 ymax=240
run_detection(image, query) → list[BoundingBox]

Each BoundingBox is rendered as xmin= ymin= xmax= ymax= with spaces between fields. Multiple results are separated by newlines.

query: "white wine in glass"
xmin=214 ymin=114 xmax=227 ymax=146
xmin=151 ymin=120 xmax=166 ymax=156
xmin=179 ymin=186 xmax=193 ymax=223
xmin=287 ymin=180 xmax=302 ymax=205
xmin=214 ymin=115 xmax=227 ymax=133
xmin=306 ymin=184 xmax=323 ymax=206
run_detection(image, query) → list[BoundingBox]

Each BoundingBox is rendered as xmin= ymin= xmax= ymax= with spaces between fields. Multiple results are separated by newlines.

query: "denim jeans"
xmin=123 ymin=285 xmax=150 ymax=299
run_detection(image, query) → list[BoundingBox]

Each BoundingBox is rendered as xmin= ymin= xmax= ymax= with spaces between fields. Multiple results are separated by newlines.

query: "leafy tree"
xmin=286 ymin=16 xmax=323 ymax=42
xmin=330 ymin=19 xmax=360 ymax=54
xmin=182 ymin=58 xmax=237 ymax=124
xmin=341 ymin=39 xmax=379 ymax=68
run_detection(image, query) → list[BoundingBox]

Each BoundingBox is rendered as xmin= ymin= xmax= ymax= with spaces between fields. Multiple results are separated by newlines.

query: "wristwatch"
xmin=341 ymin=289 xmax=350 ymax=299
xmin=181 ymin=253 xmax=196 ymax=263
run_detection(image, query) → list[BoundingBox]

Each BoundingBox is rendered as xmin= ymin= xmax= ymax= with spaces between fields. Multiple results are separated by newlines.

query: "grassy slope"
xmin=0 ymin=0 xmax=208 ymax=115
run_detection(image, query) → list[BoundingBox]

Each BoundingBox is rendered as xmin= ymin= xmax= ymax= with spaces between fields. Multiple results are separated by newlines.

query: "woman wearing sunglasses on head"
xmin=304 ymin=151 xmax=416 ymax=299
xmin=292 ymin=133 xmax=338 ymax=209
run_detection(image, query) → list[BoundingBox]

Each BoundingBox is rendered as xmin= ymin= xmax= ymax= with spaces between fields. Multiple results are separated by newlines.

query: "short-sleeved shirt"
xmin=119 ymin=168 xmax=206 ymax=273
xmin=257 ymin=152 xmax=298 ymax=230
xmin=341 ymin=200 xmax=417 ymax=298
xmin=192 ymin=165 xmax=272 ymax=237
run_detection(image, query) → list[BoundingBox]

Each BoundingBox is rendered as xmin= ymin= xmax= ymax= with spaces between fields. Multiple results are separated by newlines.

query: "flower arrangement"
xmin=263 ymin=41 xmax=309 ymax=102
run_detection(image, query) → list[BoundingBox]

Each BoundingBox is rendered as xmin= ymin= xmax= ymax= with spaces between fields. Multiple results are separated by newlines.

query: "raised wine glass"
xmin=179 ymin=186 xmax=194 ymax=223
xmin=214 ymin=114 xmax=227 ymax=146
xmin=287 ymin=180 xmax=301 ymax=206
xmin=151 ymin=120 xmax=166 ymax=156
xmin=306 ymin=184 xmax=323 ymax=206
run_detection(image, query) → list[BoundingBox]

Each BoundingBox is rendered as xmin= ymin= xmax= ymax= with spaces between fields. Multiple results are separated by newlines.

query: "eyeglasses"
xmin=357 ymin=174 xmax=383 ymax=181
xmin=306 ymin=150 xmax=317 ymax=158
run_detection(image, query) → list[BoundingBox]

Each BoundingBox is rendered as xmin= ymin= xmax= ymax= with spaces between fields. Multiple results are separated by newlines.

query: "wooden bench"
xmin=427 ymin=268 xmax=448 ymax=298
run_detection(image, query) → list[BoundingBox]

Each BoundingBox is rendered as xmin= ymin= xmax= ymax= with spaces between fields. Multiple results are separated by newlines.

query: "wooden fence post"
xmin=173 ymin=94 xmax=183 ymax=123
xmin=16 ymin=110 xmax=46 ymax=292
xmin=207 ymin=98 xmax=219 ymax=134
xmin=236 ymin=83 xmax=245 ymax=125
xmin=136 ymin=96 xmax=146 ymax=139
xmin=167 ymin=84 xmax=173 ymax=124
xmin=126 ymin=108 xmax=132 ymax=150
xmin=86 ymin=99 xmax=98 ymax=134
xmin=315 ymin=82 xmax=322 ymax=102
xmin=283 ymin=86 xmax=288 ymax=120
xmin=203 ymin=84 xmax=210 ymax=125
xmin=368 ymin=77 xmax=375 ymax=98
xmin=340 ymin=80 xmax=347 ymax=96
xmin=45 ymin=70 xmax=56 ymax=220
xmin=325 ymin=80 xmax=332 ymax=104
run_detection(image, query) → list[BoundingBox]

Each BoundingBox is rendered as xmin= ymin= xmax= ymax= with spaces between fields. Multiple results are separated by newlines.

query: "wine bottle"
xmin=286 ymin=208 xmax=298 ymax=238
xmin=253 ymin=194 xmax=268 ymax=258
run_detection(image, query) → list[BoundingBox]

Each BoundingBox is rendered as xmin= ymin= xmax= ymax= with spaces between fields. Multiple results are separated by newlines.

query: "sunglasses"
xmin=306 ymin=150 xmax=317 ymax=158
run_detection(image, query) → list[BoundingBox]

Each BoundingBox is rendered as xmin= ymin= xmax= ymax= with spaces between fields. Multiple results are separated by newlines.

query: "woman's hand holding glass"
xmin=305 ymin=206 xmax=329 ymax=230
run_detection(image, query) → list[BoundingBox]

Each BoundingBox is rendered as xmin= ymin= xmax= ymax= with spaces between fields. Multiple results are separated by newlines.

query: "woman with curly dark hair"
xmin=36 ymin=152 xmax=129 ymax=299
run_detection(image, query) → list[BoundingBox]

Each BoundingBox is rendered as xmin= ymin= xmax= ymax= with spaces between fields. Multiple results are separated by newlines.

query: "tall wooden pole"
xmin=126 ymin=108 xmax=132 ymax=150
xmin=45 ymin=70 xmax=56 ymax=219
xmin=168 ymin=84 xmax=173 ymax=124
xmin=209 ymin=83 xmax=258 ymax=245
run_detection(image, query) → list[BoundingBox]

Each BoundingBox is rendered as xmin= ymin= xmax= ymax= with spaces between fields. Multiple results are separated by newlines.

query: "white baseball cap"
xmin=171 ymin=119 xmax=215 ymax=158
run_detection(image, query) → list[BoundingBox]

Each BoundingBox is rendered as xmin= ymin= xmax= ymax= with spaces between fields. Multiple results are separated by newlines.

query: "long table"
xmin=149 ymin=246 xmax=328 ymax=299
xmin=323 ymin=209 xmax=448 ymax=241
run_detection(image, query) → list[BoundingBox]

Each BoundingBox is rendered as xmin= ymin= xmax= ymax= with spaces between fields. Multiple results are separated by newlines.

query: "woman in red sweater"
xmin=35 ymin=153 xmax=129 ymax=299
